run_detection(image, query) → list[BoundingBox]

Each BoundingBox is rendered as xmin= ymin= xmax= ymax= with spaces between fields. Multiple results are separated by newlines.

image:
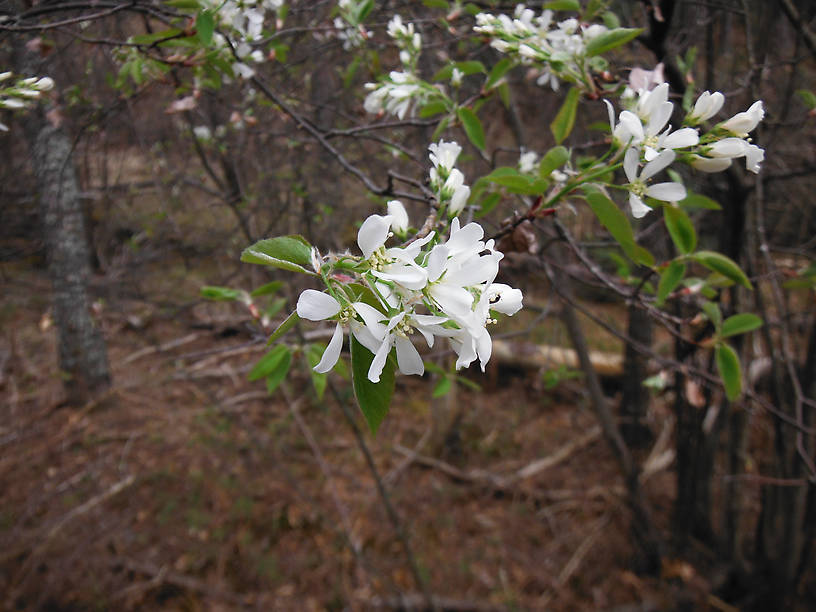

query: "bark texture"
xmin=30 ymin=122 xmax=111 ymax=404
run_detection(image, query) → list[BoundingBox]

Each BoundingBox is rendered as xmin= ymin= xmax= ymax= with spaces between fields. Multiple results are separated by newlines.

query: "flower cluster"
xmin=0 ymin=71 xmax=54 ymax=132
xmin=334 ymin=0 xmax=372 ymax=50
xmin=474 ymin=5 xmax=609 ymax=91
xmin=428 ymin=140 xmax=471 ymax=216
xmin=606 ymin=79 xmax=765 ymax=217
xmin=296 ymin=142 xmax=522 ymax=383
xmin=364 ymin=15 xmax=432 ymax=119
xmin=200 ymin=0 xmax=284 ymax=79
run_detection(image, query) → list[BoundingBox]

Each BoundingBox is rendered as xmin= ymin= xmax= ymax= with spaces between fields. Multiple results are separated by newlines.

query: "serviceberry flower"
xmin=623 ymin=148 xmax=687 ymax=218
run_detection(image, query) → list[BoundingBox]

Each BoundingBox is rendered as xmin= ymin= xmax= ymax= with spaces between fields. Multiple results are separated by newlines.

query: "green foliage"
xmin=663 ymin=205 xmax=697 ymax=254
xmin=584 ymin=28 xmax=643 ymax=57
xmin=656 ymin=261 xmax=686 ymax=306
xmin=716 ymin=343 xmax=742 ymax=401
xmin=693 ymin=251 xmax=752 ymax=289
xmin=457 ymin=107 xmax=486 ymax=151
xmin=585 ymin=190 xmax=654 ymax=266
xmin=551 ymin=87 xmax=580 ymax=144
xmin=241 ymin=236 xmax=315 ymax=275
xmin=721 ymin=313 xmax=763 ymax=338
xmin=350 ymin=336 xmax=395 ymax=434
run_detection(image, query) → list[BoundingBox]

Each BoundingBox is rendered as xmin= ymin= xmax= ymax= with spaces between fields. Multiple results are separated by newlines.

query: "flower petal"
xmin=357 ymin=214 xmax=392 ymax=259
xmin=314 ymin=323 xmax=344 ymax=373
xmin=646 ymin=182 xmax=686 ymax=202
xmin=641 ymin=149 xmax=676 ymax=181
xmin=297 ymin=289 xmax=340 ymax=321
xmin=395 ymin=336 xmax=424 ymax=376
xmin=368 ymin=336 xmax=394 ymax=383
xmin=662 ymin=127 xmax=699 ymax=150
xmin=624 ymin=147 xmax=640 ymax=182
xmin=629 ymin=193 xmax=652 ymax=218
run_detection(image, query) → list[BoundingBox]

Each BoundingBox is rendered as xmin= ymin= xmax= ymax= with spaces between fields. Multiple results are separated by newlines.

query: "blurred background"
xmin=1 ymin=1 xmax=815 ymax=609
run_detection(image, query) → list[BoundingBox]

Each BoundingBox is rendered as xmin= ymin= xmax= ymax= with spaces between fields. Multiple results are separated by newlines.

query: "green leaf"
xmin=484 ymin=167 xmax=530 ymax=190
xmin=423 ymin=0 xmax=450 ymax=7
xmin=432 ymin=376 xmax=452 ymax=398
xmin=265 ymin=348 xmax=292 ymax=394
xmin=130 ymin=29 xmax=184 ymax=46
xmin=550 ymin=87 xmax=580 ymax=144
xmin=496 ymin=82 xmax=511 ymax=108
xmin=350 ymin=335 xmax=394 ymax=434
xmin=796 ymin=89 xmax=816 ymax=110
xmin=678 ymin=192 xmax=722 ymax=210
xmin=241 ymin=235 xmax=315 ymax=274
xmin=602 ymin=11 xmax=621 ymax=29
xmin=693 ymin=251 xmax=752 ymax=289
xmin=457 ymin=107 xmax=486 ymax=151
xmin=585 ymin=28 xmax=643 ymax=57
xmin=354 ymin=0 xmax=374 ymax=22
xmin=485 ymin=57 xmax=514 ymax=90
xmin=249 ymin=345 xmax=290 ymax=382
xmin=721 ymin=313 xmax=763 ymax=338
xmin=201 ymin=286 xmax=243 ymax=301
xmin=585 ymin=191 xmax=654 ymax=266
xmin=475 ymin=192 xmax=501 ymax=218
xmin=267 ymin=311 xmax=299 ymax=345
xmin=663 ymin=205 xmax=697 ymax=254
xmin=166 ymin=0 xmax=200 ymax=8
xmin=716 ymin=343 xmax=742 ymax=401
xmin=306 ymin=344 xmax=329 ymax=399
xmin=419 ymin=100 xmax=449 ymax=118
xmin=250 ymin=281 xmax=284 ymax=297
xmin=453 ymin=60 xmax=486 ymax=75
xmin=702 ymin=301 xmax=722 ymax=330
xmin=431 ymin=115 xmax=451 ymax=142
xmin=543 ymin=0 xmax=581 ymax=10
xmin=538 ymin=145 xmax=569 ymax=178
xmin=656 ymin=261 xmax=686 ymax=306
xmin=196 ymin=10 xmax=215 ymax=46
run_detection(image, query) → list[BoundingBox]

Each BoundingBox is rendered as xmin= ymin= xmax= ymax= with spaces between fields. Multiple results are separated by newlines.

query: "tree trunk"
xmin=28 ymin=121 xmax=111 ymax=404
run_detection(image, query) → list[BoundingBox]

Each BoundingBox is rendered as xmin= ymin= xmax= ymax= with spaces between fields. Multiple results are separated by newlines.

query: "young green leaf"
xmin=201 ymin=286 xmax=244 ymax=301
xmin=701 ymin=301 xmax=722 ymax=330
xmin=716 ymin=343 xmax=742 ymax=401
xmin=550 ymin=87 xmax=580 ymax=144
xmin=694 ymin=251 xmax=752 ymax=289
xmin=678 ymin=192 xmax=722 ymax=210
xmin=485 ymin=57 xmax=514 ymax=90
xmin=796 ymin=89 xmax=816 ymax=110
xmin=543 ymin=0 xmax=581 ymax=11
xmin=267 ymin=311 xmax=300 ymax=345
xmin=241 ymin=235 xmax=315 ymax=274
xmin=265 ymin=348 xmax=292 ymax=394
xmin=249 ymin=345 xmax=290 ymax=381
xmin=432 ymin=376 xmax=452 ymax=398
xmin=250 ymin=281 xmax=284 ymax=297
xmin=350 ymin=335 xmax=395 ymax=434
xmin=585 ymin=28 xmax=643 ymax=57
xmin=419 ymin=100 xmax=449 ymax=118
xmin=721 ymin=313 xmax=763 ymax=338
xmin=663 ymin=205 xmax=697 ymax=254
xmin=196 ymin=10 xmax=215 ymax=46
xmin=457 ymin=107 xmax=486 ymax=151
xmin=585 ymin=191 xmax=654 ymax=266
xmin=306 ymin=343 xmax=329 ymax=399
xmin=538 ymin=145 xmax=569 ymax=178
xmin=656 ymin=261 xmax=686 ymax=306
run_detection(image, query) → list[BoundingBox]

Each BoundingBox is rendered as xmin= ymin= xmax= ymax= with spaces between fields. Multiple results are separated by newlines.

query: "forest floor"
xmin=0 ymin=246 xmax=739 ymax=612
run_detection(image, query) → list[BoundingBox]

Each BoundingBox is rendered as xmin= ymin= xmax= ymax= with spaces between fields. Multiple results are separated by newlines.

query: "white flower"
xmin=367 ymin=309 xmax=450 ymax=382
xmin=358 ymin=213 xmax=430 ymax=290
xmin=429 ymin=140 xmax=462 ymax=171
xmin=451 ymin=67 xmax=463 ymax=87
xmin=623 ymin=148 xmax=687 ymax=218
xmin=387 ymin=200 xmax=409 ymax=234
xmin=296 ymin=290 xmax=387 ymax=374
xmin=719 ymin=100 xmax=764 ymax=136
xmin=690 ymin=155 xmax=733 ymax=173
xmin=702 ymin=137 xmax=765 ymax=174
xmin=687 ymin=90 xmax=724 ymax=124
xmin=519 ymin=150 xmax=538 ymax=174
